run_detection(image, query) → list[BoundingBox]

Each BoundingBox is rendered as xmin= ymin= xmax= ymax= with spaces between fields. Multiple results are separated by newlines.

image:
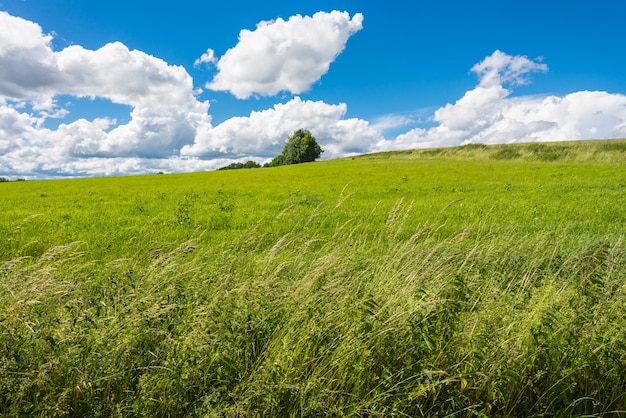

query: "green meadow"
xmin=1 ymin=140 xmax=625 ymax=416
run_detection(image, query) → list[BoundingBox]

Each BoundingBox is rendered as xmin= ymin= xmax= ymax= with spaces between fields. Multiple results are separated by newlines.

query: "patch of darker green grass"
xmin=597 ymin=141 xmax=626 ymax=153
xmin=420 ymin=148 xmax=445 ymax=157
xmin=526 ymin=143 xmax=571 ymax=161
xmin=491 ymin=147 xmax=522 ymax=160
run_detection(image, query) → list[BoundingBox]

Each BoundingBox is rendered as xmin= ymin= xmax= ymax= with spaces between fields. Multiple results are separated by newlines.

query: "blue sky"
xmin=1 ymin=0 xmax=625 ymax=178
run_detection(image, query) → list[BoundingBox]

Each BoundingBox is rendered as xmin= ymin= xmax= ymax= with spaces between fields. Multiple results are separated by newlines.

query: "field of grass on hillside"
xmin=1 ymin=140 xmax=625 ymax=416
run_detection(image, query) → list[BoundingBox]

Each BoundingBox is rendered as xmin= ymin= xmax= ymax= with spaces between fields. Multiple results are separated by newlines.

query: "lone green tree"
xmin=267 ymin=129 xmax=323 ymax=167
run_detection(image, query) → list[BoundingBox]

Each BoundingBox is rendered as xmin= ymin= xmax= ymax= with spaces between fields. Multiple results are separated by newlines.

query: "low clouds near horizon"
xmin=0 ymin=10 xmax=625 ymax=179
xmin=378 ymin=51 xmax=626 ymax=151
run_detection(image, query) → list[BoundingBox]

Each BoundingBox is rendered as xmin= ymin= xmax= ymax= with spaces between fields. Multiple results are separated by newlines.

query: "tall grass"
xmin=1 ymin=139 xmax=625 ymax=416
xmin=1 ymin=199 xmax=625 ymax=416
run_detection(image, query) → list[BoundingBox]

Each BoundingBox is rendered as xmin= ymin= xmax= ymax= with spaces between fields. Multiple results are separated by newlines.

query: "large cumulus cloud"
xmin=181 ymin=96 xmax=381 ymax=159
xmin=0 ymin=11 xmax=211 ymax=161
xmin=206 ymin=11 xmax=364 ymax=99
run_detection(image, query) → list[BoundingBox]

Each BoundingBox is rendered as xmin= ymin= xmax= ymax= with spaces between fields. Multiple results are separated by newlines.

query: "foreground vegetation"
xmin=1 ymin=140 xmax=625 ymax=416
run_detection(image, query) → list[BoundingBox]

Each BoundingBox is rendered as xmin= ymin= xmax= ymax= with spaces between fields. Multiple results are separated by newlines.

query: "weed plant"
xmin=1 ymin=140 xmax=625 ymax=416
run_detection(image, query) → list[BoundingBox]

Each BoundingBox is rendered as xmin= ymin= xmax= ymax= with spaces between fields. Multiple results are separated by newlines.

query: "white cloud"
xmin=0 ymin=12 xmax=57 ymax=99
xmin=377 ymin=51 xmax=626 ymax=151
xmin=471 ymin=49 xmax=547 ymax=88
xmin=371 ymin=114 xmax=415 ymax=132
xmin=206 ymin=11 xmax=364 ymax=99
xmin=0 ymin=105 xmax=37 ymax=154
xmin=181 ymin=96 xmax=382 ymax=159
xmin=194 ymin=48 xmax=217 ymax=68
xmin=0 ymin=13 xmax=199 ymax=108
xmin=54 ymin=42 xmax=199 ymax=108
xmin=0 ymin=10 xmax=217 ymax=176
xmin=0 ymin=11 xmax=212 ymax=159
xmin=0 ymin=150 xmax=225 ymax=179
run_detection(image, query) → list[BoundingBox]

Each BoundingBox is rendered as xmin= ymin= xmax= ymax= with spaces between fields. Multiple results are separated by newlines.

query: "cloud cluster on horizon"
xmin=0 ymin=10 xmax=625 ymax=179
xmin=377 ymin=51 xmax=626 ymax=151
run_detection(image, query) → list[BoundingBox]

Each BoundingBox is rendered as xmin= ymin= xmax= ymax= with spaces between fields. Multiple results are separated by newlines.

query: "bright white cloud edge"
xmin=0 ymin=10 xmax=625 ymax=179
xmin=205 ymin=11 xmax=364 ymax=99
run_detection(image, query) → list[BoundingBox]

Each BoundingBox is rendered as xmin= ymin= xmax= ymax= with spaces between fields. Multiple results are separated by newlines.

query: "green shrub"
xmin=267 ymin=129 xmax=323 ymax=167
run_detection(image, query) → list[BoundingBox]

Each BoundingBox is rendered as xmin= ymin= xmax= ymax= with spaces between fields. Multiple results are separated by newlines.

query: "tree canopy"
xmin=267 ymin=129 xmax=323 ymax=167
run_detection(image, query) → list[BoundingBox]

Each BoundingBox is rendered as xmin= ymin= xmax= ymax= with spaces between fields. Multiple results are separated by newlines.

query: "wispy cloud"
xmin=194 ymin=48 xmax=217 ymax=68
xmin=371 ymin=114 xmax=415 ymax=132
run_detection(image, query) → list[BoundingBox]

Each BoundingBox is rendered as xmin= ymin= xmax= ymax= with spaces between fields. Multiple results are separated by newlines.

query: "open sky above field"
xmin=1 ymin=0 xmax=626 ymax=178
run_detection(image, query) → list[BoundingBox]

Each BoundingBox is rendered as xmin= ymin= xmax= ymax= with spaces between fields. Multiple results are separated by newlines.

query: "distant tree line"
xmin=217 ymin=161 xmax=262 ymax=170
xmin=218 ymin=129 xmax=323 ymax=171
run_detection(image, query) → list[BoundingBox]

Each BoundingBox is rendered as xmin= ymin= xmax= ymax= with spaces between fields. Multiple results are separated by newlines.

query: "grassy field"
xmin=1 ymin=140 xmax=625 ymax=416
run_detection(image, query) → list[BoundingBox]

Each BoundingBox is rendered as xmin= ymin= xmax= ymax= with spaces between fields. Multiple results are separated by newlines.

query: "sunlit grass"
xmin=1 ymin=139 xmax=625 ymax=416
